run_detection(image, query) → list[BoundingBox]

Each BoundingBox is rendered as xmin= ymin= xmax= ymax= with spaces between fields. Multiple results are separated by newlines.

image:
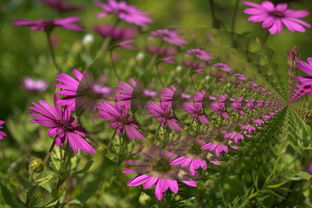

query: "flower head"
xmin=40 ymin=0 xmax=82 ymax=12
xmin=210 ymin=95 xmax=230 ymax=119
xmin=29 ymin=96 xmax=96 ymax=154
xmin=243 ymin=1 xmax=311 ymax=34
xmin=0 ymin=120 xmax=7 ymax=140
xmin=185 ymin=48 xmax=213 ymax=62
xmin=147 ymin=102 xmax=183 ymax=131
xmin=123 ymin=144 xmax=196 ymax=200
xmin=13 ymin=17 xmax=84 ymax=31
xmin=94 ymin=25 xmax=137 ymax=41
xmin=96 ymin=0 xmax=152 ymax=26
xmin=23 ymin=77 xmax=48 ymax=92
xmin=97 ymin=101 xmax=145 ymax=140
xmin=224 ymin=132 xmax=245 ymax=143
xmin=212 ymin=63 xmax=233 ymax=72
xmin=149 ymin=29 xmax=187 ymax=46
xmin=183 ymin=101 xmax=209 ymax=124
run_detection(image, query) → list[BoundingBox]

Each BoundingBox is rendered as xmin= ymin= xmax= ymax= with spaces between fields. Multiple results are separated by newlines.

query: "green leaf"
xmin=0 ymin=184 xmax=25 ymax=208
xmin=77 ymin=179 xmax=102 ymax=202
xmin=33 ymin=174 xmax=54 ymax=187
xmin=267 ymin=181 xmax=288 ymax=189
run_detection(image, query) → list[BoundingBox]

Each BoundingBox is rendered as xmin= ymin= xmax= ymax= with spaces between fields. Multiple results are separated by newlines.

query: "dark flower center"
xmin=57 ymin=120 xmax=73 ymax=131
xmin=152 ymin=158 xmax=171 ymax=173
xmin=270 ymin=10 xmax=285 ymax=18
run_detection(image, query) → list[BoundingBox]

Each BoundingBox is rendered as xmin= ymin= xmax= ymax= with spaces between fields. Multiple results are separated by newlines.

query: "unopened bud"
xmin=139 ymin=192 xmax=151 ymax=205
xmin=30 ymin=158 xmax=44 ymax=173
xmin=82 ymin=34 xmax=94 ymax=47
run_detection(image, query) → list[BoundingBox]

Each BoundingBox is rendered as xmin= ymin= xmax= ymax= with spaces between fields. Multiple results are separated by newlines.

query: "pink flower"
xmin=246 ymin=98 xmax=256 ymax=112
xmin=29 ymin=96 xmax=96 ymax=154
xmin=97 ymin=101 xmax=145 ymax=140
xmin=224 ymin=132 xmax=245 ymax=143
xmin=230 ymin=97 xmax=245 ymax=115
xmin=183 ymin=103 xmax=209 ymax=124
xmin=123 ymin=144 xmax=196 ymax=200
xmin=185 ymin=48 xmax=213 ymax=62
xmin=55 ymin=69 xmax=83 ymax=110
xmin=298 ymin=57 xmax=312 ymax=77
xmin=210 ymin=95 xmax=230 ymax=119
xmin=253 ymin=119 xmax=265 ymax=126
xmin=96 ymin=0 xmax=152 ymax=26
xmin=94 ymin=25 xmax=136 ymax=41
xmin=243 ymin=1 xmax=311 ymax=34
xmin=212 ymin=63 xmax=233 ymax=72
xmin=13 ymin=17 xmax=84 ymax=31
xmin=149 ymin=29 xmax=187 ymax=46
xmin=170 ymin=156 xmax=207 ymax=176
xmin=201 ymin=143 xmax=228 ymax=157
xmin=147 ymin=102 xmax=182 ymax=131
xmin=23 ymin=77 xmax=48 ymax=92
xmin=160 ymin=85 xmax=176 ymax=108
xmin=307 ymin=163 xmax=312 ymax=175
xmin=0 ymin=120 xmax=7 ymax=140
xmin=40 ymin=0 xmax=82 ymax=12
xmin=115 ymin=79 xmax=136 ymax=109
xmin=145 ymin=45 xmax=177 ymax=57
xmin=240 ymin=125 xmax=256 ymax=133
xmin=233 ymin=73 xmax=247 ymax=81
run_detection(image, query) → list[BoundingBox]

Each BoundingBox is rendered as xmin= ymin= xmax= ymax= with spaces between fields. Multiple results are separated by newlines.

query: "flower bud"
xmin=30 ymin=158 xmax=44 ymax=173
xmin=98 ymin=144 xmax=108 ymax=154
xmin=136 ymin=52 xmax=145 ymax=61
xmin=139 ymin=192 xmax=151 ymax=205
xmin=82 ymin=34 xmax=94 ymax=47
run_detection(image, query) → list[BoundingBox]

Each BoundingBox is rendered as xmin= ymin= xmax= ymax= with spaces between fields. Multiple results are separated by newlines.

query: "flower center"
xmin=188 ymin=143 xmax=202 ymax=154
xmin=270 ymin=10 xmax=285 ymax=18
xmin=152 ymin=158 xmax=171 ymax=173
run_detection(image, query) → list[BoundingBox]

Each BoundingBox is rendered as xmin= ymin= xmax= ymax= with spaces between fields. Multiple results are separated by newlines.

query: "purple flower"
xmin=246 ymin=98 xmax=256 ymax=112
xmin=298 ymin=57 xmax=312 ymax=76
xmin=96 ymin=0 xmax=152 ymax=26
xmin=230 ymin=97 xmax=245 ymax=115
xmin=243 ymin=1 xmax=311 ymax=34
xmin=143 ymin=89 xmax=158 ymax=98
xmin=29 ymin=96 xmax=96 ymax=154
xmin=92 ymin=84 xmax=112 ymax=97
xmin=145 ymin=45 xmax=177 ymax=57
xmin=201 ymin=143 xmax=228 ymax=157
xmin=160 ymin=85 xmax=176 ymax=108
xmin=170 ymin=156 xmax=207 ymax=176
xmin=115 ymin=79 xmax=136 ymax=109
xmin=224 ymin=132 xmax=245 ymax=143
xmin=212 ymin=63 xmax=233 ymax=72
xmin=185 ymin=48 xmax=213 ymax=62
xmin=0 ymin=120 xmax=7 ymax=140
xmin=147 ymin=102 xmax=183 ymax=131
xmin=13 ymin=17 xmax=84 ymax=31
xmin=40 ymin=0 xmax=82 ymax=12
xmin=94 ymin=25 xmax=137 ymax=41
xmin=307 ymin=163 xmax=312 ymax=175
xmin=233 ymin=73 xmax=247 ymax=81
xmin=97 ymin=101 xmax=145 ymax=140
xmin=23 ymin=77 xmax=48 ymax=92
xmin=183 ymin=103 xmax=209 ymax=124
xmin=240 ymin=125 xmax=256 ymax=133
xmin=123 ymin=144 xmax=196 ymax=200
xmin=253 ymin=119 xmax=265 ymax=126
xmin=210 ymin=95 xmax=230 ymax=119
xmin=149 ymin=29 xmax=187 ymax=46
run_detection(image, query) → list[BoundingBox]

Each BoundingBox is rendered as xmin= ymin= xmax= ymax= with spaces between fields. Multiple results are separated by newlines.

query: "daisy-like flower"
xmin=146 ymin=102 xmax=183 ymax=131
xmin=23 ymin=77 xmax=48 ymax=93
xmin=96 ymin=0 xmax=152 ymax=26
xmin=201 ymin=142 xmax=228 ymax=157
xmin=212 ymin=63 xmax=233 ymax=73
xmin=253 ymin=119 xmax=265 ymax=126
xmin=94 ymin=25 xmax=137 ymax=41
xmin=230 ymin=97 xmax=245 ymax=115
xmin=13 ymin=17 xmax=84 ymax=31
xmin=123 ymin=144 xmax=197 ymax=200
xmin=233 ymin=73 xmax=247 ymax=81
xmin=246 ymin=98 xmax=256 ymax=112
xmin=185 ymin=48 xmax=213 ymax=62
xmin=40 ymin=0 xmax=82 ymax=13
xmin=148 ymin=29 xmax=187 ymax=46
xmin=0 ymin=120 xmax=7 ymax=140
xmin=55 ymin=69 xmax=112 ymax=111
xmin=210 ymin=95 xmax=230 ymax=119
xmin=297 ymin=57 xmax=312 ymax=87
xmin=29 ymin=96 xmax=96 ymax=154
xmin=160 ymin=85 xmax=176 ymax=108
xmin=184 ymin=94 xmax=209 ymax=124
xmin=97 ymin=101 xmax=145 ymax=140
xmin=145 ymin=45 xmax=177 ymax=57
xmin=224 ymin=132 xmax=245 ymax=144
xmin=115 ymin=79 xmax=136 ymax=109
xmin=182 ymin=60 xmax=206 ymax=74
xmin=243 ymin=1 xmax=311 ymax=34
xmin=240 ymin=125 xmax=256 ymax=133
xmin=307 ymin=163 xmax=312 ymax=175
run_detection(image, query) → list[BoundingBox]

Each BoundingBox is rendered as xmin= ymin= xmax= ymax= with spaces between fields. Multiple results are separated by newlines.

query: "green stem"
xmin=209 ymin=0 xmax=219 ymax=28
xmin=262 ymin=30 xmax=270 ymax=45
xmin=46 ymin=31 xmax=61 ymax=73
xmin=44 ymin=139 xmax=56 ymax=166
xmin=231 ymin=0 xmax=241 ymax=44
xmin=109 ymin=50 xmax=121 ymax=80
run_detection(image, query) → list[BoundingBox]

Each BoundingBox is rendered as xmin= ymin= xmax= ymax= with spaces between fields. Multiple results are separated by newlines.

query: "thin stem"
xmin=44 ymin=139 xmax=56 ymax=166
xmin=262 ymin=30 xmax=270 ymax=45
xmin=109 ymin=50 xmax=121 ymax=80
xmin=231 ymin=0 xmax=241 ymax=44
xmin=46 ymin=31 xmax=61 ymax=73
xmin=107 ymin=130 xmax=116 ymax=152
xmin=209 ymin=0 xmax=219 ymax=28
